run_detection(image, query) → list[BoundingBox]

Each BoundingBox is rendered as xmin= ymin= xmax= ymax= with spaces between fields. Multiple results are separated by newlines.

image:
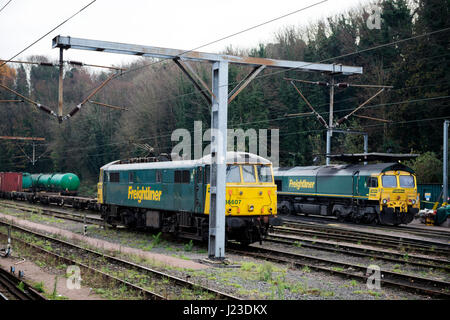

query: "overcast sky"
xmin=0 ymin=0 xmax=370 ymax=68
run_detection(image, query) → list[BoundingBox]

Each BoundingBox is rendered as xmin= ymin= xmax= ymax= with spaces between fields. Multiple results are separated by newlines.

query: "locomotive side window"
xmin=226 ymin=165 xmax=241 ymax=183
xmin=174 ymin=170 xmax=191 ymax=184
xmin=174 ymin=170 xmax=182 ymax=183
xmin=400 ymin=175 xmax=415 ymax=188
xmin=182 ymin=170 xmax=190 ymax=183
xmin=156 ymin=170 xmax=162 ymax=183
xmin=205 ymin=166 xmax=210 ymax=184
xmin=242 ymin=165 xmax=256 ymax=183
xmin=257 ymin=165 xmax=273 ymax=183
xmin=109 ymin=172 xmax=120 ymax=183
xmin=382 ymin=175 xmax=397 ymax=188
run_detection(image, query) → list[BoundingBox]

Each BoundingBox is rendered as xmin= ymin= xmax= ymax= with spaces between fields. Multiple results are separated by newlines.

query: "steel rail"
xmin=0 ymin=202 xmax=103 ymax=225
xmin=283 ymin=215 xmax=450 ymax=239
xmin=0 ymin=228 xmax=165 ymax=300
xmin=0 ymin=219 xmax=239 ymax=300
xmin=0 ymin=267 xmax=46 ymax=300
xmin=280 ymin=220 xmax=450 ymax=249
xmin=229 ymin=245 xmax=450 ymax=299
xmin=275 ymin=223 xmax=450 ymax=256
xmin=265 ymin=234 xmax=450 ymax=272
xmin=272 ymin=226 xmax=449 ymax=257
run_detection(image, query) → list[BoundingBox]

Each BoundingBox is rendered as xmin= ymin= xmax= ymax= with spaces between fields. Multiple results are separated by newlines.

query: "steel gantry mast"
xmin=52 ymin=35 xmax=362 ymax=260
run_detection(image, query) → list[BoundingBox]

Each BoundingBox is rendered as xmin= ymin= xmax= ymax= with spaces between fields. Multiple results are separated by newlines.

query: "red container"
xmin=0 ymin=172 xmax=23 ymax=192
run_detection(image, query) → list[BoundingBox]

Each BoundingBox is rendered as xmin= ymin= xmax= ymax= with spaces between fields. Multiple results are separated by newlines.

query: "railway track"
xmin=0 ymin=266 xmax=47 ymax=300
xmin=274 ymin=220 xmax=450 ymax=258
xmin=265 ymin=233 xmax=450 ymax=272
xmin=283 ymin=215 xmax=450 ymax=239
xmin=0 ymin=220 xmax=239 ymax=300
xmin=230 ymin=245 xmax=450 ymax=299
xmin=0 ymin=201 xmax=104 ymax=226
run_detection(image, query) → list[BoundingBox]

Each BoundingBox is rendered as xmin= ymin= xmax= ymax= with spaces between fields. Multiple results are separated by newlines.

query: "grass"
xmin=183 ymin=240 xmax=194 ymax=252
xmin=258 ymin=262 xmax=273 ymax=282
xmin=17 ymin=281 xmax=25 ymax=292
xmin=293 ymin=241 xmax=302 ymax=248
xmin=301 ymin=266 xmax=311 ymax=273
xmin=152 ymin=232 xmax=163 ymax=246
xmin=33 ymin=281 xmax=46 ymax=293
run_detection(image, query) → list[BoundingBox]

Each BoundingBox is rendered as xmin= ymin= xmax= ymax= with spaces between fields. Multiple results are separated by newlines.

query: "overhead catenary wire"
xmin=6 ymin=93 xmax=447 ymax=160
xmin=3 ymin=114 xmax=448 ymax=164
xmin=0 ymin=0 xmax=12 ymax=14
xmin=1 ymin=4 xmax=448 ymax=163
xmin=0 ymin=0 xmax=327 ymax=121
xmin=19 ymin=91 xmax=450 ymax=154
xmin=2 ymin=4 xmax=448 ymax=125
xmin=0 ymin=0 xmax=97 ymax=69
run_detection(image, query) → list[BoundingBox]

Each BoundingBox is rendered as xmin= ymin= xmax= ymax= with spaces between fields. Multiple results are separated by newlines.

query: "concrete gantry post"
xmin=208 ymin=61 xmax=228 ymax=259
xmin=326 ymin=77 xmax=334 ymax=166
xmin=443 ymin=120 xmax=449 ymax=204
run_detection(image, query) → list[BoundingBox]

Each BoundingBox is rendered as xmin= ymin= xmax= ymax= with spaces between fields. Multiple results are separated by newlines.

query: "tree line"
xmin=0 ymin=0 xmax=448 ymax=190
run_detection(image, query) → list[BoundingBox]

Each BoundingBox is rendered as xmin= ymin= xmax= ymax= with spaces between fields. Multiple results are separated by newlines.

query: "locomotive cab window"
xmin=109 ymin=172 xmax=120 ymax=183
xmin=226 ymin=165 xmax=241 ymax=183
xmin=400 ymin=175 xmax=415 ymax=188
xmin=257 ymin=165 xmax=273 ymax=183
xmin=382 ymin=175 xmax=397 ymax=188
xmin=242 ymin=165 xmax=256 ymax=183
xmin=368 ymin=177 xmax=378 ymax=188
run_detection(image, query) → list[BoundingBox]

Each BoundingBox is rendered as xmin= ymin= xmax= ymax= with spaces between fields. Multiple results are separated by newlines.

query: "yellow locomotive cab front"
xmin=371 ymin=170 xmax=419 ymax=225
xmin=204 ymin=163 xmax=278 ymax=217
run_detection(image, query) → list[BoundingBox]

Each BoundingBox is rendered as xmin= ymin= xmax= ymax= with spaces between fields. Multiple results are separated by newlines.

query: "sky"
xmin=0 ymin=0 xmax=370 ymax=69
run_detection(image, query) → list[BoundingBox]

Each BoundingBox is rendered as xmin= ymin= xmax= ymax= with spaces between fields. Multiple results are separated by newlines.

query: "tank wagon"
xmin=274 ymin=162 xmax=420 ymax=225
xmin=0 ymin=172 xmax=93 ymax=208
xmin=98 ymin=152 xmax=282 ymax=244
xmin=27 ymin=173 xmax=80 ymax=194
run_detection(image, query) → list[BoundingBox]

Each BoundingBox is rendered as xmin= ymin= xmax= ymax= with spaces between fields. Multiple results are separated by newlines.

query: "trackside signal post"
xmin=444 ymin=120 xmax=449 ymax=204
xmin=52 ymin=35 xmax=362 ymax=260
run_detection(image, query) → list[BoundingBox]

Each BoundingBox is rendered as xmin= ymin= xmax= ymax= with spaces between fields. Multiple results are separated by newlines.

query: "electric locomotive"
xmin=274 ymin=162 xmax=420 ymax=225
xmin=97 ymin=152 xmax=281 ymax=244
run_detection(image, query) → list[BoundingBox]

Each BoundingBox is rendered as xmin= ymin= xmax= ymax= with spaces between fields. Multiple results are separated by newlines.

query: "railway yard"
xmin=0 ymin=0 xmax=449 ymax=311
xmin=0 ymin=198 xmax=448 ymax=301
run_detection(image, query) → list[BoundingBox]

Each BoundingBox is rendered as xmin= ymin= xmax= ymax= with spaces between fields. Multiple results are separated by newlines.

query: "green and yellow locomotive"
xmin=274 ymin=162 xmax=420 ymax=225
xmin=97 ymin=152 xmax=281 ymax=244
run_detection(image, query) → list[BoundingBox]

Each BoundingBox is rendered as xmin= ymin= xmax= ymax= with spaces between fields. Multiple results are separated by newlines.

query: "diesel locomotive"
xmin=97 ymin=152 xmax=281 ymax=244
xmin=274 ymin=162 xmax=420 ymax=225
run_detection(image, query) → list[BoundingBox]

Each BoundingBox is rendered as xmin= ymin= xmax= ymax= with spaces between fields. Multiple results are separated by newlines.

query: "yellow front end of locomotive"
xmin=368 ymin=170 xmax=420 ymax=212
xmin=204 ymin=163 xmax=278 ymax=217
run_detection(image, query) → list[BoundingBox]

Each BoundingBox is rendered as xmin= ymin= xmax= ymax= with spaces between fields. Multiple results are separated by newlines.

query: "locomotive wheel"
xmin=334 ymin=210 xmax=346 ymax=222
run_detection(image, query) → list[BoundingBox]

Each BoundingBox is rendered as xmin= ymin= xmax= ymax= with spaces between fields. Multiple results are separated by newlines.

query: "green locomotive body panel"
xmin=102 ymin=162 xmax=205 ymax=213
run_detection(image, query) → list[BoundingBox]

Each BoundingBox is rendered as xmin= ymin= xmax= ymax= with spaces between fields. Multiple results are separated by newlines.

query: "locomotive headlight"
xmin=382 ymin=199 xmax=388 ymax=204
xmin=411 ymin=199 xmax=416 ymax=205
xmin=248 ymin=205 xmax=254 ymax=212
